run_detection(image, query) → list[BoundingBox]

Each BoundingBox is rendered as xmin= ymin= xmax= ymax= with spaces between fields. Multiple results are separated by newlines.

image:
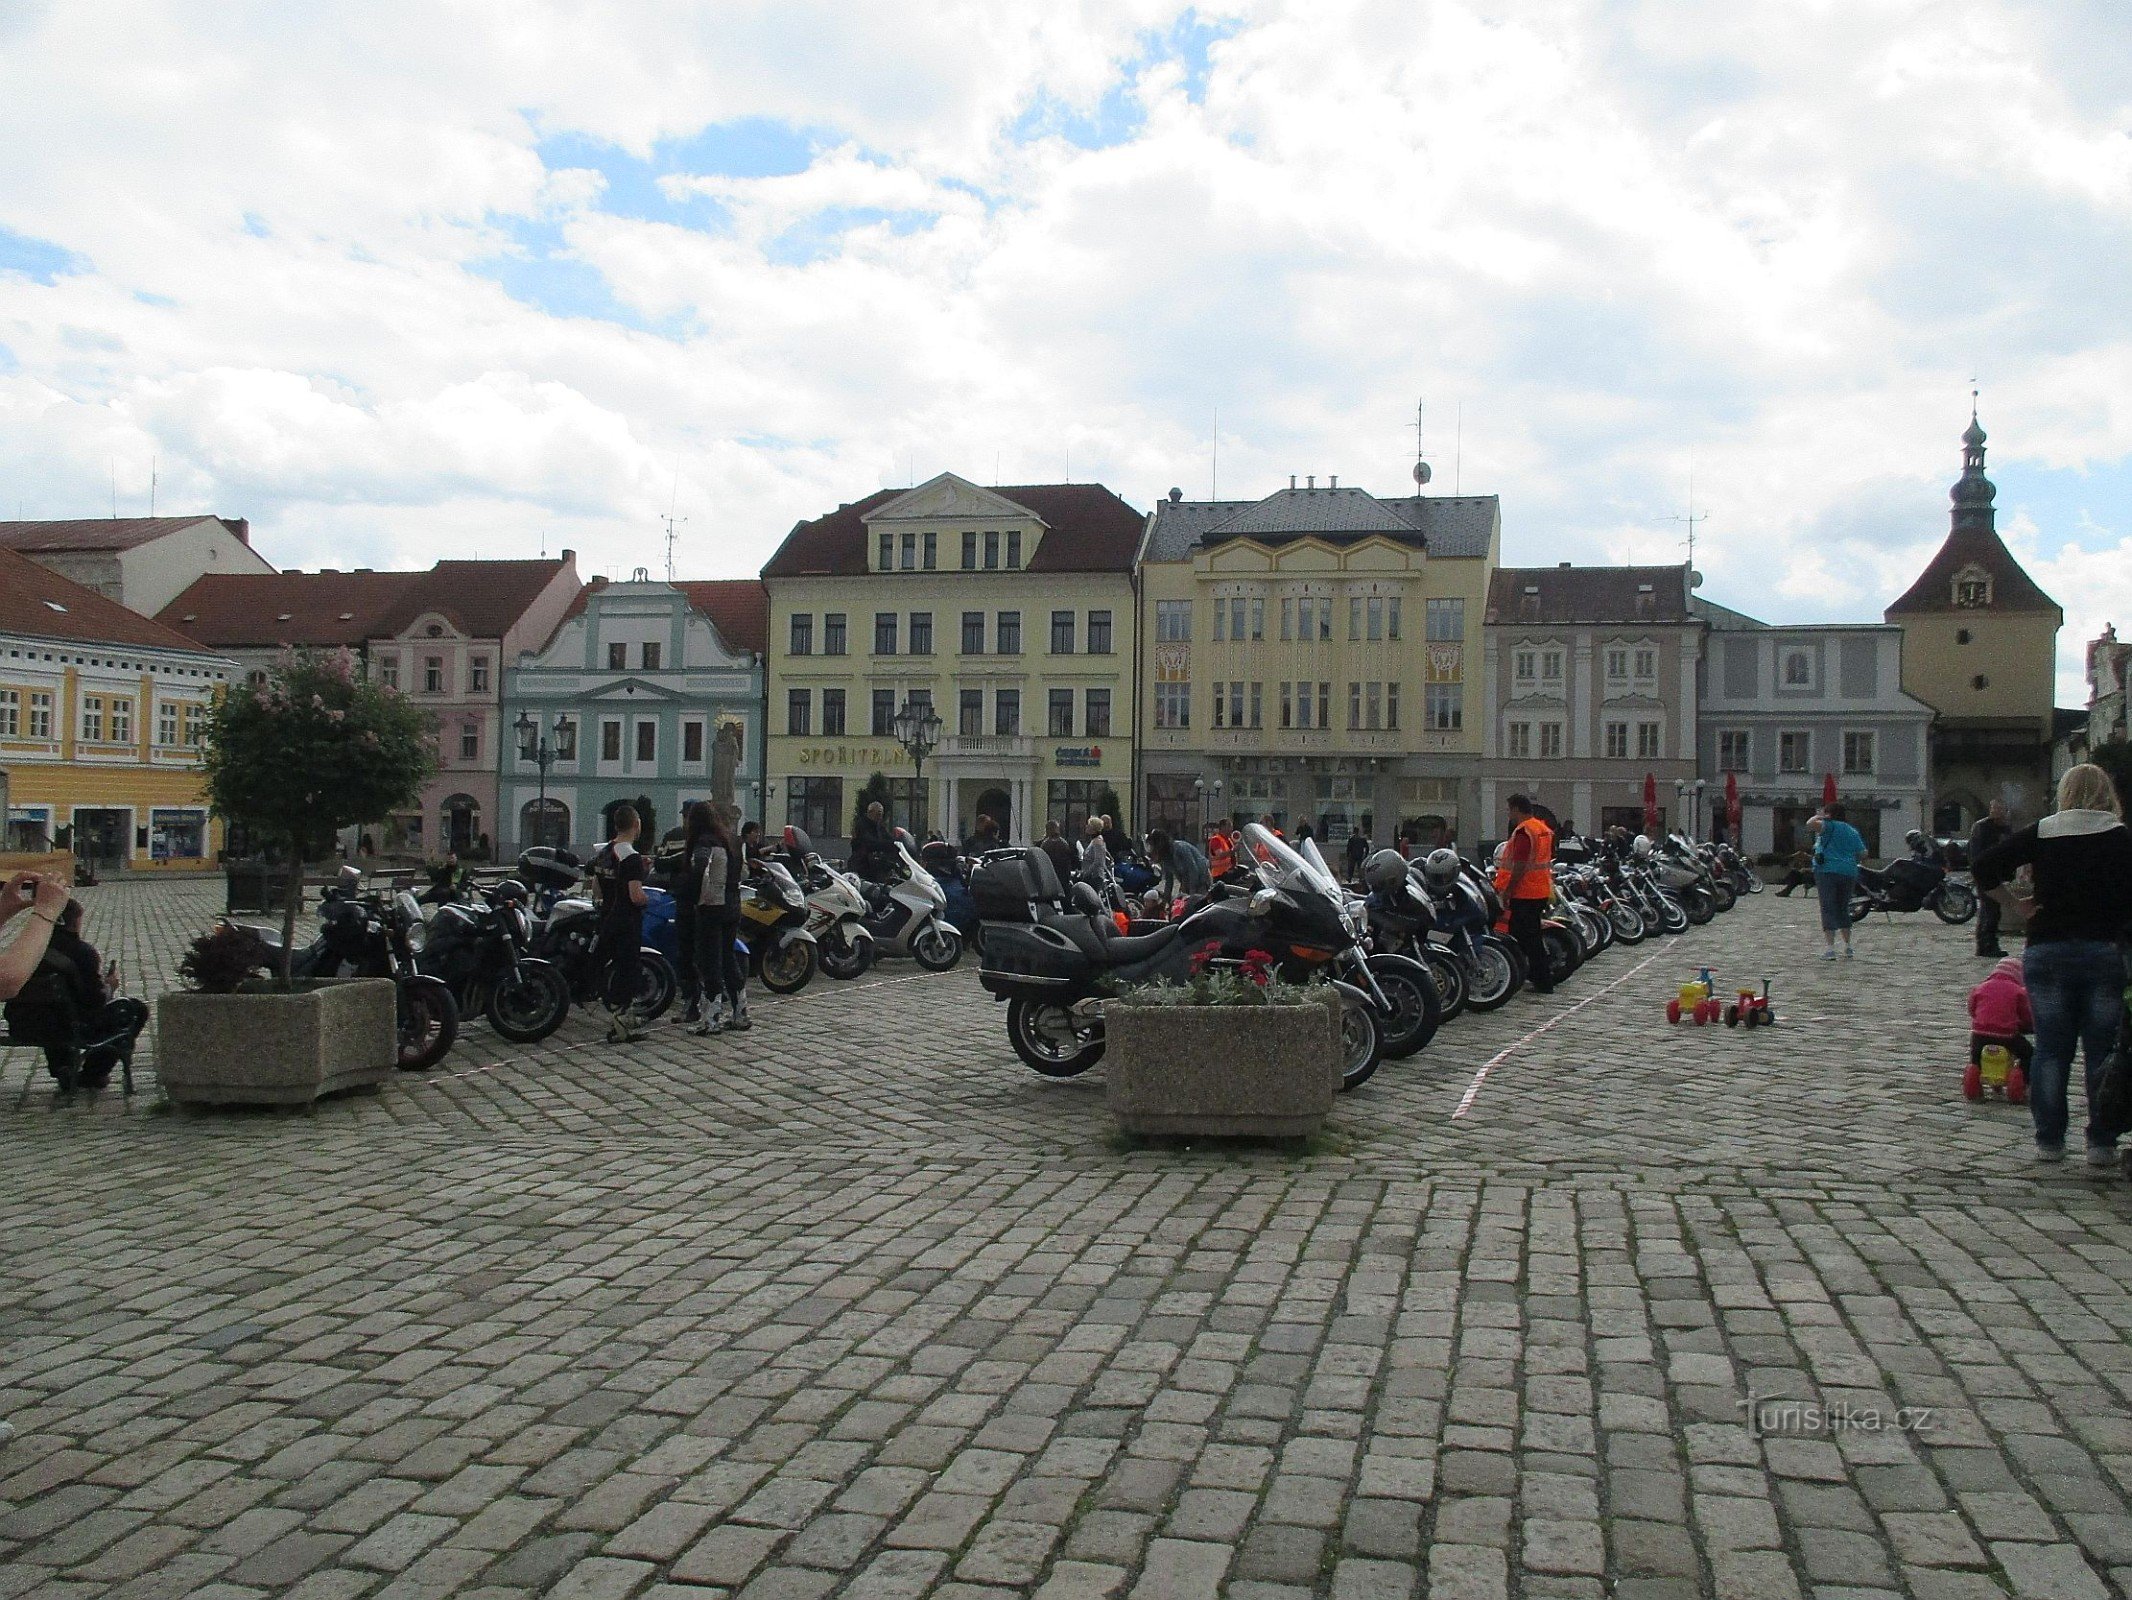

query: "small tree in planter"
xmin=200 ymin=650 xmax=435 ymax=983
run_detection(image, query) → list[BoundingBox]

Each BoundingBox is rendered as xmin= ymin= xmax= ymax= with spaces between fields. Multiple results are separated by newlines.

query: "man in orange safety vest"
xmin=1502 ymin=793 xmax=1555 ymax=995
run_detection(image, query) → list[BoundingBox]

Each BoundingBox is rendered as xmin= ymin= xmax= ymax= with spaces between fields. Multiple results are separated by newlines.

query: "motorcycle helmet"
xmin=782 ymin=823 xmax=814 ymax=856
xmin=1631 ymin=834 xmax=1653 ymax=859
xmin=1361 ymin=849 xmax=1409 ymax=897
xmin=1422 ymin=848 xmax=1462 ymax=890
xmin=1905 ymin=829 xmax=1927 ymax=854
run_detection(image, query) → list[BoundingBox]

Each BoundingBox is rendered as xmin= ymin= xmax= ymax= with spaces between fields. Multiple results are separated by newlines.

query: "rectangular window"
xmin=1296 ymin=681 xmax=1313 ymax=730
xmin=1156 ymin=600 xmax=1191 ymax=642
xmin=1605 ymin=648 xmax=1628 ymax=681
xmin=1211 ymin=683 xmax=1225 ymax=729
xmin=1387 ymin=597 xmax=1402 ymax=641
xmin=1230 ymin=597 xmax=1246 ymax=642
xmin=962 ymin=531 xmax=977 ymax=569
xmin=1229 ymin=681 xmax=1245 ymax=727
xmin=1367 ymin=596 xmax=1384 ymax=641
xmin=997 ymin=611 xmax=1021 ymax=654
xmin=1318 ymin=682 xmax=1331 ymax=727
xmin=28 ymin=691 xmax=52 ymax=739
xmin=874 ymin=613 xmax=898 ymax=655
xmin=1426 ymin=596 xmax=1464 ymax=641
xmin=156 ymin=700 xmax=177 ymax=746
xmin=1281 ymin=597 xmax=1293 ymax=642
xmin=1249 ymin=598 xmax=1264 ymax=641
xmin=1155 ymin=682 xmax=1191 ymax=729
xmin=1006 ymin=530 xmax=1022 ymax=568
xmin=640 ymin=642 xmax=661 ymax=671
xmin=1637 ymin=722 xmax=1662 ymax=760
xmin=108 ymin=698 xmax=131 ymax=745
xmin=984 ymin=530 xmax=1000 ymax=569
xmin=788 ymin=777 xmax=842 ymax=841
xmin=469 ymin=657 xmax=490 ymax=692
xmin=1844 ymin=731 xmax=1876 ymax=774
xmin=1779 ymin=731 xmax=1811 ymax=773
xmin=995 ymin=689 xmax=1020 ymax=736
xmin=1213 ymin=600 xmax=1226 ymax=643
xmin=1086 ymin=688 xmax=1111 ymax=737
xmin=961 ymin=611 xmax=985 ymax=654
xmin=899 ymin=532 xmax=915 ymax=571
xmin=959 ymin=688 xmax=983 ymax=736
xmin=1047 ymin=780 xmax=1104 ymax=836
xmin=787 ymin=689 xmax=811 ymax=735
xmin=1088 ymin=610 xmax=1113 ymax=654
xmin=1635 ymin=647 xmax=1657 ymax=680
xmin=1540 ymin=722 xmax=1564 ymax=758
xmin=909 ymin=612 xmax=933 ymax=655
xmin=1249 ymin=681 xmax=1263 ymax=728
xmin=1514 ymin=649 xmax=1536 ymax=683
xmin=555 ymin=718 xmax=577 ymax=760
xmin=790 ymin=614 xmax=814 ymax=655
xmin=1718 ymin=730 xmax=1750 ymax=771
xmin=879 ymin=532 xmax=893 ymax=570
xmin=1605 ymin=720 xmax=1629 ymax=759
xmin=1048 ymin=688 xmax=1074 ymax=737
xmin=821 ymin=688 xmax=845 ymax=736
xmin=1507 ymin=720 xmax=1532 ymax=758
xmin=81 ymin=696 xmax=103 ymax=742
xmin=1425 ymin=682 xmax=1461 ymax=731
xmin=1349 ymin=596 xmax=1363 ymax=642
xmin=460 ymin=723 xmax=480 ymax=761
xmin=426 ymin=656 xmax=445 ymax=692
xmin=635 ymin=721 xmax=656 ymax=763
xmin=683 ymin=720 xmax=705 ymax=763
xmin=872 ymin=690 xmax=895 ymax=737
xmin=923 ymin=531 xmax=937 ymax=571
xmin=1348 ymin=681 xmax=1362 ymax=730
xmin=823 ymin=613 xmax=847 ymax=655
xmin=601 ymin=720 xmax=623 ymax=762
xmin=1542 ymin=650 xmax=1564 ymax=682
xmin=1365 ymin=681 xmax=1382 ymax=730
xmin=1051 ymin=610 xmax=1075 ymax=654
xmin=378 ymin=658 xmax=399 ymax=690
xmin=605 ymin=644 xmax=624 ymax=672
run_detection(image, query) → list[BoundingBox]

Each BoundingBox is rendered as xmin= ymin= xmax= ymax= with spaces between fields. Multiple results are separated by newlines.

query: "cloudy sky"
xmin=1 ymin=1 xmax=2126 ymax=694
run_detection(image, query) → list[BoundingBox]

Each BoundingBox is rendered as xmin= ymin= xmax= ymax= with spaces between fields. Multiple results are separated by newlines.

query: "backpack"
xmin=2094 ymin=989 xmax=2132 ymax=1142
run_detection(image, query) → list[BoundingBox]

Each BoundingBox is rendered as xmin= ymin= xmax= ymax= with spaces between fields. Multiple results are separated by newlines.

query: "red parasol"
xmin=1822 ymin=771 xmax=1838 ymax=809
xmin=1642 ymin=772 xmax=1659 ymax=833
xmin=1725 ymin=770 xmax=1741 ymax=836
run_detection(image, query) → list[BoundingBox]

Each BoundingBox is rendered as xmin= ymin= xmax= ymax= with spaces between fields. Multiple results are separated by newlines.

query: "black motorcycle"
xmin=414 ymin=874 xmax=573 ymax=1042
xmin=514 ymin=848 xmax=678 ymax=1021
xmin=977 ymin=825 xmax=1395 ymax=1090
xmin=227 ymin=866 xmax=459 ymax=1070
xmin=1848 ymin=845 xmax=1977 ymax=925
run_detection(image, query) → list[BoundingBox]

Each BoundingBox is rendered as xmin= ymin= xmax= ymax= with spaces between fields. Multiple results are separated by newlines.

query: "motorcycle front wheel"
xmin=1655 ymin=894 xmax=1690 ymax=934
xmin=396 ymin=977 xmax=458 ymax=1070
xmin=1329 ymin=980 xmax=1384 ymax=1091
xmin=1681 ymin=888 xmax=1716 ymax=927
xmin=1420 ymin=946 xmax=1468 ymax=1021
xmin=1933 ymin=882 xmax=1978 ymax=924
xmin=1364 ymin=953 xmax=1440 ymax=1060
xmin=1465 ymin=938 xmax=1520 ymax=1011
xmin=818 ymin=926 xmax=874 ymax=980
xmin=759 ymin=936 xmax=817 ymax=994
xmin=1608 ymin=900 xmax=1647 ymax=944
xmin=486 ymin=960 xmax=571 ymax=1043
xmin=911 ymin=922 xmax=963 ymax=972
xmin=1007 ymin=996 xmax=1105 ymax=1077
xmin=1542 ymin=926 xmax=1581 ymax=983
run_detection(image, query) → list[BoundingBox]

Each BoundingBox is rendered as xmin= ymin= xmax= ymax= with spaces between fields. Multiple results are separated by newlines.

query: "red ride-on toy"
xmin=1723 ymin=981 xmax=1776 ymax=1029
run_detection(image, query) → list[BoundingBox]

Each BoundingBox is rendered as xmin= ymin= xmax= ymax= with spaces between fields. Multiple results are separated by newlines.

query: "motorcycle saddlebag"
xmin=971 ymin=848 xmax=1062 ymax=923
xmin=976 ymin=920 xmax=1098 ymax=996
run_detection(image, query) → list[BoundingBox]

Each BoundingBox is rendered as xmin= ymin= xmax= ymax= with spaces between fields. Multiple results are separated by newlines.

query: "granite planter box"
xmin=1105 ymin=988 xmax=1342 ymax=1139
xmin=156 ymin=979 xmax=397 ymax=1108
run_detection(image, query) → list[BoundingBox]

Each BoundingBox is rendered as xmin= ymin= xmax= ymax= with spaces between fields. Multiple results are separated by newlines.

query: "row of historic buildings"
xmin=0 ymin=411 xmax=2064 ymax=872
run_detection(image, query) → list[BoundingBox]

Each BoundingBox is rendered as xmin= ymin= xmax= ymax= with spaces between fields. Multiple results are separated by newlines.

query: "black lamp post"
xmin=891 ymin=695 xmax=944 ymax=838
xmin=516 ymin=709 xmax=569 ymax=848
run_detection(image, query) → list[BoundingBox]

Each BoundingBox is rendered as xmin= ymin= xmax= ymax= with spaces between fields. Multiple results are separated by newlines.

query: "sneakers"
xmin=2088 ymin=1144 xmax=2118 ymax=1168
xmin=2035 ymin=1142 xmax=2066 ymax=1163
xmin=1842 ymin=945 xmax=1854 ymax=960
xmin=1822 ymin=948 xmax=1838 ymax=961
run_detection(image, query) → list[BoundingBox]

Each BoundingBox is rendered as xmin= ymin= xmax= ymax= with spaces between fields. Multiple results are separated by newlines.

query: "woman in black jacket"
xmin=1975 ymin=764 xmax=2132 ymax=1164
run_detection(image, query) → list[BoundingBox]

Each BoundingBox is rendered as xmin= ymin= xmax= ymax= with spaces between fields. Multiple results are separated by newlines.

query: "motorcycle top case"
xmin=971 ymin=848 xmax=1063 ymax=923
xmin=516 ymin=847 xmax=583 ymax=895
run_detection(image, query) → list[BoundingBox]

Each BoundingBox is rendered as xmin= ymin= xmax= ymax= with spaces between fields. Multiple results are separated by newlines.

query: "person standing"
xmin=1078 ymin=815 xmax=1112 ymax=883
xmin=1974 ymin=764 xmax=2132 ymax=1166
xmin=851 ymin=800 xmax=895 ymax=882
xmin=1969 ymin=798 xmax=2013 ymax=957
xmin=590 ymin=804 xmax=650 ymax=1044
xmin=1039 ymin=819 xmax=1077 ymax=890
xmin=689 ymin=807 xmax=749 ymax=1034
xmin=1812 ymin=803 xmax=1867 ymax=959
xmin=1502 ymin=794 xmax=1555 ymax=995
xmin=1345 ymin=823 xmax=1371 ymax=884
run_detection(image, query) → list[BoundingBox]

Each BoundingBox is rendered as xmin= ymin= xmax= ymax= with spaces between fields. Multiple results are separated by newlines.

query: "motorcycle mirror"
xmin=1249 ymin=888 xmax=1277 ymax=916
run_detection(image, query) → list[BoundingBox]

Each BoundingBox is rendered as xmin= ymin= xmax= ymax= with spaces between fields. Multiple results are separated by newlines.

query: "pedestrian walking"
xmin=1502 ymin=794 xmax=1555 ymax=995
xmin=1974 ymin=764 xmax=2132 ymax=1165
xmin=1969 ymin=799 xmax=2012 ymax=956
xmin=589 ymin=804 xmax=650 ymax=1044
xmin=1812 ymin=803 xmax=1867 ymax=959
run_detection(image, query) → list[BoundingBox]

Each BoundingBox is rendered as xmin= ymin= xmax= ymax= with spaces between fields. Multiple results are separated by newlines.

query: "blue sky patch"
xmin=765 ymin=206 xmax=936 ymax=267
xmin=534 ymin=118 xmax=823 ymax=230
xmin=471 ymin=215 xmax=672 ymax=332
xmin=0 ymin=226 xmax=89 ymax=284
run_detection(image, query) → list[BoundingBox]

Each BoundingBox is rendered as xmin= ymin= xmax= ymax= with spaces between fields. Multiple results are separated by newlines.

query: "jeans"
xmin=1975 ymin=892 xmax=2002 ymax=953
xmin=673 ymin=901 xmax=700 ymax=1004
xmin=1815 ymin=871 xmax=1855 ymax=934
xmin=2022 ymin=939 xmax=2126 ymax=1151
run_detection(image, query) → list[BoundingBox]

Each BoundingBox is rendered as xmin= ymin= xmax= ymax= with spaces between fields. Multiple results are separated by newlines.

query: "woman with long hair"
xmin=1975 ymin=764 xmax=2132 ymax=1165
xmin=686 ymin=804 xmax=749 ymax=1034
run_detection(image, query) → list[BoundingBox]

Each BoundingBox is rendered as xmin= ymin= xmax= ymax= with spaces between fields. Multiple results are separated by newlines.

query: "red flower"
xmin=1239 ymin=948 xmax=1276 ymax=988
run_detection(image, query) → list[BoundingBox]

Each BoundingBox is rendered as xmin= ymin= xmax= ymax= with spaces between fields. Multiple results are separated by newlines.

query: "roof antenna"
xmin=1454 ymin=402 xmax=1462 ymax=496
xmin=1211 ymin=405 xmax=1218 ymax=500
xmin=1671 ymin=473 xmax=1709 ymax=575
xmin=1410 ymin=398 xmax=1432 ymax=489
xmin=662 ymin=513 xmax=687 ymax=582
xmin=110 ymin=462 xmax=117 ymax=519
xmin=150 ymin=457 xmax=157 ymax=516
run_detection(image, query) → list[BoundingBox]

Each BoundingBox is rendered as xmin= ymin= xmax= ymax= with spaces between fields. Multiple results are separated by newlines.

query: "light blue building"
xmin=501 ymin=572 xmax=766 ymax=854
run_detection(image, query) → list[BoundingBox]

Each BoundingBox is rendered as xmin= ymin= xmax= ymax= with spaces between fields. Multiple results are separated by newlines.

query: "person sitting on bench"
xmin=2 ymin=894 xmax=148 ymax=1090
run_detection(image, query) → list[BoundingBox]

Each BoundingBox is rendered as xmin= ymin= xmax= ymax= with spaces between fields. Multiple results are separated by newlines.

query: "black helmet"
xmin=1361 ymin=849 xmax=1409 ymax=896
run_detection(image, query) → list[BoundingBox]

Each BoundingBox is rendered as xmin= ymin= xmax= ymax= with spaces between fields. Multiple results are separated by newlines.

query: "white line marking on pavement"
xmin=1451 ymin=950 xmax=1666 ymax=1121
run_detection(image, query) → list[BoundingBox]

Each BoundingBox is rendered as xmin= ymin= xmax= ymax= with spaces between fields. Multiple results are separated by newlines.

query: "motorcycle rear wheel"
xmin=1007 ymin=997 xmax=1105 ymax=1077
xmin=624 ymin=949 xmax=678 ymax=1020
xmin=911 ymin=922 xmax=963 ymax=971
xmin=395 ymin=978 xmax=458 ymax=1070
xmin=1710 ymin=879 xmax=1737 ymax=913
xmin=1681 ymin=889 xmax=1716 ymax=926
xmin=759 ymin=938 xmax=816 ymax=994
xmin=1933 ymin=882 xmax=1977 ymax=924
xmin=485 ymin=961 xmax=570 ymax=1043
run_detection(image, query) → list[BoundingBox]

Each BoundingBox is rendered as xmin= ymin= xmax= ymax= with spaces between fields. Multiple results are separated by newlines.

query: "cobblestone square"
xmin=7 ymin=880 xmax=2132 ymax=1598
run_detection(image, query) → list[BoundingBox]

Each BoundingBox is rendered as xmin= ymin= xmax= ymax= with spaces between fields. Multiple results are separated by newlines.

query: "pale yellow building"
xmin=761 ymin=475 xmax=1143 ymax=850
xmin=1135 ymin=476 xmax=1498 ymax=846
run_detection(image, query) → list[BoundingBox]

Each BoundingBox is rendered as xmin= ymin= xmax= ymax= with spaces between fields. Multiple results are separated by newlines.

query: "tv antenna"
xmin=1410 ymin=398 xmax=1432 ymax=487
xmin=1671 ymin=475 xmax=1709 ymax=575
xmin=661 ymin=513 xmax=687 ymax=582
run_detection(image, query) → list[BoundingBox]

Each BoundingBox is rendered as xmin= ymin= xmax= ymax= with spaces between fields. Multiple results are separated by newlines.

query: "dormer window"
xmin=1954 ymin=566 xmax=1992 ymax=608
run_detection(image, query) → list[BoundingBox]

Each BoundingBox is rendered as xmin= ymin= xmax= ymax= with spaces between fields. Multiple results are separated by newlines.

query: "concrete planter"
xmin=1106 ymin=989 xmax=1342 ymax=1139
xmin=156 ymin=979 xmax=398 ymax=1108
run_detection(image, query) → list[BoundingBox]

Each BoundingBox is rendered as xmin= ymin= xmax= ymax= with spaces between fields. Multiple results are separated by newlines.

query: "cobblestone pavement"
xmin=6 ymin=879 xmax=2132 ymax=1599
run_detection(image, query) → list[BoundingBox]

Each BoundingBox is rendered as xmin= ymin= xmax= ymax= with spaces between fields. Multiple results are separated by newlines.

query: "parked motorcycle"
xmin=739 ymin=857 xmax=818 ymax=993
xmin=513 ymin=848 xmax=678 ymax=1020
xmin=1414 ymin=850 xmax=1524 ymax=1011
xmin=412 ymin=875 xmax=572 ymax=1043
xmin=797 ymin=850 xmax=877 ymax=979
xmin=856 ymin=840 xmax=964 ymax=971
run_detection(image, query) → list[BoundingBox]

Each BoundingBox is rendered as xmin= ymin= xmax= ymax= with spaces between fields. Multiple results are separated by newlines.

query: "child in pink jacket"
xmin=1969 ymin=955 xmax=2034 ymax=1077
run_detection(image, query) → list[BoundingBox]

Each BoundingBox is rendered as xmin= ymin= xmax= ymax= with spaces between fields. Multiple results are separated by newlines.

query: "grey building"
xmin=1694 ymin=598 xmax=1933 ymax=859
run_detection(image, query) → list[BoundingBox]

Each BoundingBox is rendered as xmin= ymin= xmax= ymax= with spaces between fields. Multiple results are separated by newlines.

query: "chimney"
xmin=226 ymin=517 xmax=251 ymax=544
xmin=1329 ymin=475 xmax=1338 ymax=488
xmin=1559 ymin=561 xmax=1571 ymax=568
xmin=1289 ymin=475 xmax=1297 ymax=489
xmin=1306 ymin=475 xmax=1315 ymax=489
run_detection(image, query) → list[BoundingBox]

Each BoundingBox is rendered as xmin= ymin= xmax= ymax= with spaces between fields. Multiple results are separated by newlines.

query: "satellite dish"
xmin=1688 ymin=569 xmax=1704 ymax=589
xmin=1413 ymin=460 xmax=1432 ymax=486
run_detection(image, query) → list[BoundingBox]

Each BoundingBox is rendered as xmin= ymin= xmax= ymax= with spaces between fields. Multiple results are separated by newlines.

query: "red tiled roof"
xmin=1486 ymin=566 xmax=1694 ymax=626
xmin=158 ymin=569 xmax=414 ymax=649
xmin=369 ymin=558 xmax=574 ymax=639
xmin=1 ymin=547 xmax=227 ymax=655
xmin=1885 ymin=528 xmax=2060 ymax=617
xmin=674 ymin=579 xmax=769 ymax=656
xmin=761 ymin=482 xmax=1145 ymax=578
xmin=0 ymin=515 xmax=250 ymax=553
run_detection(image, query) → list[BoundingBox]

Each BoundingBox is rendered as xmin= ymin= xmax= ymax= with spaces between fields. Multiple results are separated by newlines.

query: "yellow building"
xmin=1885 ymin=412 xmax=2063 ymax=830
xmin=0 ymin=547 xmax=235 ymax=874
xmin=762 ymin=475 xmax=1143 ymax=848
xmin=1136 ymin=475 xmax=1498 ymax=845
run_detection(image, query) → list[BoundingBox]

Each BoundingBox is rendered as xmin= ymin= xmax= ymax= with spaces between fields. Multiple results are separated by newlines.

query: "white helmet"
xmin=1631 ymin=834 xmax=1653 ymax=859
xmin=1361 ymin=849 xmax=1409 ymax=897
xmin=1422 ymin=848 xmax=1461 ymax=889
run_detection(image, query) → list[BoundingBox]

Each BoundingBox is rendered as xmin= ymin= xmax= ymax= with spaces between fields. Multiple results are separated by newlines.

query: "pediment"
xmin=1342 ymin=538 xmax=1422 ymax=572
xmin=1203 ymin=542 xmax=1274 ymax=573
xmin=867 ymin=473 xmax=1042 ymax=526
xmin=584 ymin=678 xmax=689 ymax=704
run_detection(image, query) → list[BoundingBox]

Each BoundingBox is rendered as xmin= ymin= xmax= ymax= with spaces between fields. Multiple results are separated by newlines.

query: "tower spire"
xmin=1951 ymin=402 xmax=1995 ymax=533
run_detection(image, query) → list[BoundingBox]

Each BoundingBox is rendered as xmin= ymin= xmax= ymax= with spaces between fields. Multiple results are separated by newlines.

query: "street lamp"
xmin=891 ymin=695 xmax=944 ymax=838
xmin=516 ymin=709 xmax=569 ymax=849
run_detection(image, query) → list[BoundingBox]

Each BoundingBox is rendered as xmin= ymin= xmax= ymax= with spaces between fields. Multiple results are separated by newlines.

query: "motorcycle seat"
xmin=1099 ymin=923 xmax=1181 ymax=962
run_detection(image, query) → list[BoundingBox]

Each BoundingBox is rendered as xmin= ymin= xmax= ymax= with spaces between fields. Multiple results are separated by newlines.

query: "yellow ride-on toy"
xmin=1667 ymin=969 xmax=1720 ymax=1026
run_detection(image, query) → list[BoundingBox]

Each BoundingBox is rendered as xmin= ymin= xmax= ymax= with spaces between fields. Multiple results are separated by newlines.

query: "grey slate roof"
xmin=1143 ymin=487 xmax=1498 ymax=564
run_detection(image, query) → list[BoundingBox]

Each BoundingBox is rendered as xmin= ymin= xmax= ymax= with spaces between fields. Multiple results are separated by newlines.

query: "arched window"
xmin=520 ymin=797 xmax=569 ymax=851
xmin=442 ymin=794 xmax=481 ymax=858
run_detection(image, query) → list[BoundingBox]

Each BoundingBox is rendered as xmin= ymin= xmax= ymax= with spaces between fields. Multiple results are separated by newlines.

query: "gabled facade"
xmin=0 ymin=515 xmax=275 ymax=616
xmin=1884 ymin=412 xmax=2063 ymax=830
xmin=501 ymin=574 xmax=766 ymax=855
xmin=1137 ymin=477 xmax=1497 ymax=846
xmin=763 ymin=474 xmax=1143 ymax=850
xmin=1481 ymin=565 xmax=1701 ymax=840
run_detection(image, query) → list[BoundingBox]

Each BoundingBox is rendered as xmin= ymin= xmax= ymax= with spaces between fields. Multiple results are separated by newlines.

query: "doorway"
xmin=73 ymin=808 xmax=129 ymax=874
xmin=973 ymin=785 xmax=1011 ymax=842
xmin=443 ymin=794 xmax=481 ymax=858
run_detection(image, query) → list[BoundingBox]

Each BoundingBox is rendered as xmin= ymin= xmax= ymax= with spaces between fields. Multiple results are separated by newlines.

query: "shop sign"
xmin=1055 ymin=745 xmax=1103 ymax=768
xmin=793 ymin=743 xmax=908 ymax=767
